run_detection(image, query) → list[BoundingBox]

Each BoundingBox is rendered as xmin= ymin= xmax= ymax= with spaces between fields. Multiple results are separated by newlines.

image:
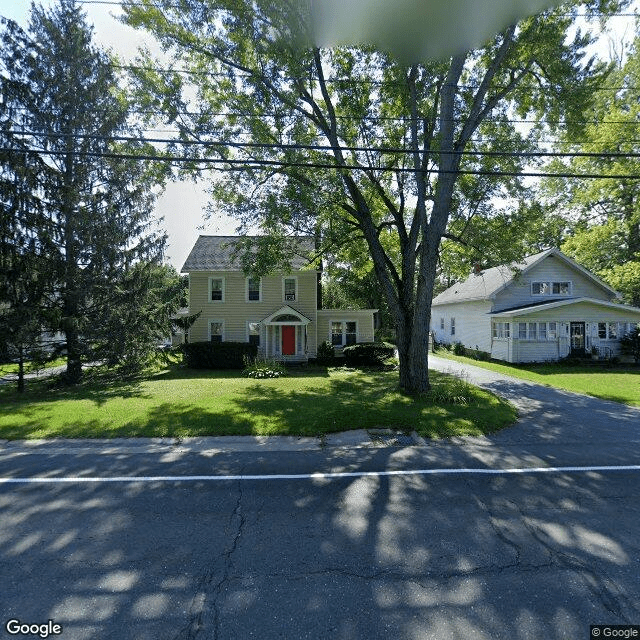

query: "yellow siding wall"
xmin=188 ymin=270 xmax=319 ymax=355
xmin=316 ymin=310 xmax=376 ymax=351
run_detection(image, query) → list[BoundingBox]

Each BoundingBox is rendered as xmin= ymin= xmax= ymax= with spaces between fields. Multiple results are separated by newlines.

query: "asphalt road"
xmin=1 ymin=358 xmax=640 ymax=640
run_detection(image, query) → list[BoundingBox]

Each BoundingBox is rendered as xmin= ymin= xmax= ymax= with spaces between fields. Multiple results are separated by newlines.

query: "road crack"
xmin=172 ymin=480 xmax=245 ymax=640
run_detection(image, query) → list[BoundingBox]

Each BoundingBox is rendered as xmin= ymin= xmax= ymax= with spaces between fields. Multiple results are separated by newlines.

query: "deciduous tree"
xmin=124 ymin=0 xmax=621 ymax=392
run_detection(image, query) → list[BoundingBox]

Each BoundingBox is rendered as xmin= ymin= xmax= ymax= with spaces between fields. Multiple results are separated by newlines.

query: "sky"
xmin=0 ymin=0 xmax=637 ymax=270
xmin=0 ymin=0 xmax=238 ymax=271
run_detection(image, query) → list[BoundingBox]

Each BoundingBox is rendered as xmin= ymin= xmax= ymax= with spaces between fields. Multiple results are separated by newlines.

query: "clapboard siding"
xmin=316 ymin=310 xmax=376 ymax=351
xmin=431 ymin=300 xmax=493 ymax=352
xmin=493 ymin=254 xmax=614 ymax=311
xmin=189 ymin=270 xmax=318 ymax=354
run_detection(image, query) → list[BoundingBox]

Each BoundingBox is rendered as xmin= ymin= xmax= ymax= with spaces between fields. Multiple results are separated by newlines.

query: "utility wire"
xmin=112 ymin=62 xmax=640 ymax=93
xmin=8 ymin=129 xmax=640 ymax=159
xmin=76 ymin=0 xmax=640 ymax=17
xmin=5 ymin=103 xmax=640 ymax=129
xmin=2 ymin=146 xmax=640 ymax=180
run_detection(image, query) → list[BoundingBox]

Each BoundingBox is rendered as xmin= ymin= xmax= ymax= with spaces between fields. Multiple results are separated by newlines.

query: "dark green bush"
xmin=620 ymin=326 xmax=640 ymax=363
xmin=342 ymin=342 xmax=395 ymax=366
xmin=183 ymin=341 xmax=257 ymax=369
xmin=316 ymin=340 xmax=335 ymax=364
xmin=452 ymin=341 xmax=465 ymax=356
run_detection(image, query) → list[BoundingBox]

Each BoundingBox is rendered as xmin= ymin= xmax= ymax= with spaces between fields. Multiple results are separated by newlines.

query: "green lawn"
xmin=432 ymin=351 xmax=640 ymax=406
xmin=0 ymin=364 xmax=516 ymax=440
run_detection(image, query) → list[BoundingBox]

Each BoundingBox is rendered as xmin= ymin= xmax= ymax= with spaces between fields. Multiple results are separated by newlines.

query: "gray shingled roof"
xmin=181 ymin=235 xmax=316 ymax=272
xmin=432 ymin=249 xmax=554 ymax=305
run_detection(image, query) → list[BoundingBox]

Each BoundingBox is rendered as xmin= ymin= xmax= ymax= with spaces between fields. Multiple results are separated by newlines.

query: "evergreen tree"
xmin=0 ymin=0 xmax=166 ymax=384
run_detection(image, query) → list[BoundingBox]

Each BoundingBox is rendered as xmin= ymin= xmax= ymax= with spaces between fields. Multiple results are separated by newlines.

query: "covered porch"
xmin=261 ymin=305 xmax=311 ymax=362
xmin=489 ymin=298 xmax=640 ymax=363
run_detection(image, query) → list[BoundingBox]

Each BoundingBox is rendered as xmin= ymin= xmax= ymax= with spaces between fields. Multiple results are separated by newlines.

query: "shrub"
xmin=316 ymin=340 xmax=335 ymax=364
xmin=620 ymin=326 xmax=640 ymax=363
xmin=182 ymin=341 xmax=257 ymax=369
xmin=342 ymin=342 xmax=395 ymax=366
xmin=452 ymin=341 xmax=465 ymax=356
xmin=242 ymin=355 xmax=286 ymax=378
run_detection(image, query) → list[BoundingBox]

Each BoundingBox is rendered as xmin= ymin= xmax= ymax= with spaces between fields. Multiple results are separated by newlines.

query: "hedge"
xmin=183 ymin=341 xmax=258 ymax=369
xmin=342 ymin=342 xmax=395 ymax=366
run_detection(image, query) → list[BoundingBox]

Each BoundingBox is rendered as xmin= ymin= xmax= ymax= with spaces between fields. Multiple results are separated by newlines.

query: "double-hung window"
xmin=450 ymin=318 xmax=456 ymax=336
xmin=532 ymin=281 xmax=571 ymax=296
xmin=209 ymin=277 xmax=225 ymax=302
xmin=331 ymin=321 xmax=357 ymax=347
xmin=283 ymin=277 xmax=297 ymax=302
xmin=532 ymin=282 xmax=550 ymax=295
xmin=331 ymin=322 xmax=343 ymax=346
xmin=210 ymin=320 xmax=224 ymax=343
xmin=248 ymin=322 xmax=260 ymax=346
xmin=552 ymin=281 xmax=570 ymax=295
xmin=492 ymin=322 xmax=510 ymax=339
xmin=247 ymin=277 xmax=261 ymax=302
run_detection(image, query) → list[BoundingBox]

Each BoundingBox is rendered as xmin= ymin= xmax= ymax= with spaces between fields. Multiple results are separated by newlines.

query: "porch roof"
xmin=261 ymin=305 xmax=312 ymax=325
xmin=490 ymin=297 xmax=640 ymax=318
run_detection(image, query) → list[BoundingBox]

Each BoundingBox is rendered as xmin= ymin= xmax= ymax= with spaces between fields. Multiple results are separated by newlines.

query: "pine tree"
xmin=0 ymin=0 xmax=166 ymax=384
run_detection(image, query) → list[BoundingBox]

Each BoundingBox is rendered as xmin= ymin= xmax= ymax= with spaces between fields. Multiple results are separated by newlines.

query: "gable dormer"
xmin=492 ymin=251 xmax=618 ymax=312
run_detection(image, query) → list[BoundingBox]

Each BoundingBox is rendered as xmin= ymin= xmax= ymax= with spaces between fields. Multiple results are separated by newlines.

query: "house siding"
xmin=493 ymin=302 xmax=640 ymax=362
xmin=189 ymin=270 xmax=319 ymax=356
xmin=493 ymin=254 xmax=614 ymax=312
xmin=431 ymin=300 xmax=493 ymax=352
xmin=316 ymin=310 xmax=376 ymax=352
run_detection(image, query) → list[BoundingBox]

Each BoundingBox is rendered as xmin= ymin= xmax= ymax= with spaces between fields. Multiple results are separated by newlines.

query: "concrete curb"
xmin=0 ymin=429 xmax=429 ymax=454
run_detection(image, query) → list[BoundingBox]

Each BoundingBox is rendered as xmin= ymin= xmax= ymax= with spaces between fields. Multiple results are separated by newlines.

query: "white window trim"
xmin=208 ymin=276 xmax=226 ymax=303
xmin=245 ymin=276 xmax=262 ymax=303
xmin=516 ymin=321 xmax=559 ymax=341
xmin=492 ymin=321 xmax=510 ymax=339
xmin=440 ymin=318 xmax=445 ymax=330
xmin=531 ymin=281 xmax=573 ymax=296
xmin=330 ymin=320 xmax=359 ymax=347
xmin=208 ymin=319 xmax=225 ymax=341
xmin=282 ymin=276 xmax=298 ymax=303
xmin=450 ymin=317 xmax=456 ymax=336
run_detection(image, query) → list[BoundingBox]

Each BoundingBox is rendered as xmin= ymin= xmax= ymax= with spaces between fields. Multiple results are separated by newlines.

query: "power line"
xmin=76 ymin=0 xmax=640 ymax=18
xmin=5 ymin=102 xmax=640 ymax=129
xmin=8 ymin=128 xmax=640 ymax=160
xmin=112 ymin=62 xmax=640 ymax=93
xmin=2 ymin=146 xmax=640 ymax=180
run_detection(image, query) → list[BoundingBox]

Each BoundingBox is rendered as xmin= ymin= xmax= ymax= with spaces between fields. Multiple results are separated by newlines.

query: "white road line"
xmin=1 ymin=465 xmax=640 ymax=484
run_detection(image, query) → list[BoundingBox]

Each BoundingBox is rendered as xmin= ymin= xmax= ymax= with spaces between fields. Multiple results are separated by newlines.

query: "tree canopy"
xmin=544 ymin=29 xmax=640 ymax=306
xmin=124 ymin=0 xmax=624 ymax=392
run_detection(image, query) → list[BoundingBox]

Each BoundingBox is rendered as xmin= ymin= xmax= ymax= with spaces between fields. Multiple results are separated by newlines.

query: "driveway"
xmin=428 ymin=354 xmax=640 ymax=443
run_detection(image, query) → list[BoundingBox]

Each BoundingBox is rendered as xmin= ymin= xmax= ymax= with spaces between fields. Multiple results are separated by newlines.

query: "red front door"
xmin=282 ymin=325 xmax=295 ymax=355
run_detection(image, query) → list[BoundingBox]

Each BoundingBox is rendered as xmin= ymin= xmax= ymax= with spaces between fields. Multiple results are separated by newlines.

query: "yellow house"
xmin=181 ymin=236 xmax=378 ymax=362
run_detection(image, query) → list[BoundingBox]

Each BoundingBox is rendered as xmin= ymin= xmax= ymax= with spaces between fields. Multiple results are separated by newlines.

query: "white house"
xmin=431 ymin=248 xmax=640 ymax=363
xmin=181 ymin=235 xmax=378 ymax=362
